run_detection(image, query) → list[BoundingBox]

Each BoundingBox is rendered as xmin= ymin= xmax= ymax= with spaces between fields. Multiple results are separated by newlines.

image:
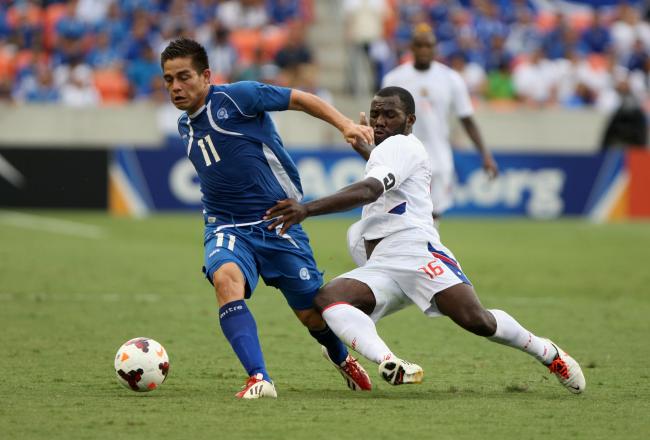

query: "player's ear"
xmin=407 ymin=113 xmax=416 ymax=128
xmin=202 ymin=68 xmax=212 ymax=84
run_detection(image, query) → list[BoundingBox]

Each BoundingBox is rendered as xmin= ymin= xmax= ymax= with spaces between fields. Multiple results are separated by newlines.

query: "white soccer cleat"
xmin=378 ymin=357 xmax=424 ymax=385
xmin=321 ymin=346 xmax=372 ymax=391
xmin=235 ymin=373 xmax=277 ymax=399
xmin=545 ymin=340 xmax=586 ymax=394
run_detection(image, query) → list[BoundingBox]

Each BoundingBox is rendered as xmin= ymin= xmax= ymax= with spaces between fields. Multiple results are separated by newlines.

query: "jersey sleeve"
xmin=364 ymin=136 xmax=420 ymax=193
xmin=225 ymin=81 xmax=291 ymax=116
xmin=450 ymin=70 xmax=474 ymax=118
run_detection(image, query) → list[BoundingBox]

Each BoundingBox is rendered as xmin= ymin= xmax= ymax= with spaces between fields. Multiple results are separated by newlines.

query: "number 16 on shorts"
xmin=418 ymin=260 xmax=444 ymax=279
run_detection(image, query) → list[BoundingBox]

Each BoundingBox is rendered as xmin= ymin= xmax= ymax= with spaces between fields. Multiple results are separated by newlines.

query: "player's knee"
xmin=313 ymin=285 xmax=344 ymax=313
xmin=459 ymin=308 xmax=496 ymax=337
xmin=213 ymin=271 xmax=245 ymax=304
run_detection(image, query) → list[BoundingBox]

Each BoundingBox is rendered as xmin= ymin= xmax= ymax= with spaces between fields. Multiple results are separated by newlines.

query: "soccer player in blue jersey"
xmin=160 ymin=37 xmax=374 ymax=399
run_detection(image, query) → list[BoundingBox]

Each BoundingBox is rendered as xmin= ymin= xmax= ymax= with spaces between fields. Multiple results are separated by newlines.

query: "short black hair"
xmin=375 ymin=86 xmax=415 ymax=115
xmin=160 ymin=37 xmax=209 ymax=73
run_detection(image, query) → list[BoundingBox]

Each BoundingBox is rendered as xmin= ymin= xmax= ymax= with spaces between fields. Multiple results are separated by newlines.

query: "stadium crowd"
xmin=0 ymin=0 xmax=316 ymax=105
xmin=1 ymin=0 xmax=650 ymax=114
xmin=353 ymin=0 xmax=650 ymax=114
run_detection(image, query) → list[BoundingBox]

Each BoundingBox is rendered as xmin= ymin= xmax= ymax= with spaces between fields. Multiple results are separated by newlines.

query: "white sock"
xmin=487 ymin=309 xmax=557 ymax=365
xmin=322 ymin=303 xmax=393 ymax=365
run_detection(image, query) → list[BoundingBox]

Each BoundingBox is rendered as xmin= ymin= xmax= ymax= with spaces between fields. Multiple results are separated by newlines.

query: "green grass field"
xmin=1 ymin=211 xmax=649 ymax=440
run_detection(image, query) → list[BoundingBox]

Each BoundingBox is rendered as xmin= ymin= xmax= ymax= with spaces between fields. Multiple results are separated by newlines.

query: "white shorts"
xmin=430 ymin=169 xmax=455 ymax=214
xmin=335 ymin=229 xmax=471 ymax=322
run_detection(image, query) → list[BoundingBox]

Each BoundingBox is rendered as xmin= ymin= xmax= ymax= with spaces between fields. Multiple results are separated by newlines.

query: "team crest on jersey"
xmin=299 ymin=267 xmax=310 ymax=280
xmin=217 ymin=107 xmax=228 ymax=120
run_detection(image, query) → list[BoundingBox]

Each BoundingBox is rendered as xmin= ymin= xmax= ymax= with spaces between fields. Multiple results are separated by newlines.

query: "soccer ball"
xmin=114 ymin=337 xmax=170 ymax=392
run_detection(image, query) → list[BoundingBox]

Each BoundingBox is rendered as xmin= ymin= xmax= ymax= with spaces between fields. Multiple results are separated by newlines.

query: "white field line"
xmin=0 ymin=211 xmax=107 ymax=239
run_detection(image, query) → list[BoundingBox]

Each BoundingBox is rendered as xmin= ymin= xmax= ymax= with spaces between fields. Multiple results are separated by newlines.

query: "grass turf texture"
xmin=1 ymin=212 xmax=649 ymax=440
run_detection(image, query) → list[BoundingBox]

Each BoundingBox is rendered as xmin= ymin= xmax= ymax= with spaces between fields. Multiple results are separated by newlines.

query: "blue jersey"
xmin=177 ymin=82 xmax=303 ymax=222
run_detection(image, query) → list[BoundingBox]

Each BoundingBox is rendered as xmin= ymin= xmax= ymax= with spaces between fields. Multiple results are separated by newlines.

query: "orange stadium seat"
xmin=587 ymin=53 xmax=607 ymax=70
xmin=6 ymin=2 xmax=43 ymax=28
xmin=0 ymin=48 xmax=15 ymax=81
xmin=211 ymin=73 xmax=227 ymax=85
xmin=43 ymin=3 xmax=68 ymax=50
xmin=262 ymin=26 xmax=288 ymax=61
xmin=94 ymin=68 xmax=130 ymax=104
xmin=569 ymin=12 xmax=592 ymax=32
xmin=536 ymin=11 xmax=557 ymax=32
xmin=230 ymin=29 xmax=263 ymax=65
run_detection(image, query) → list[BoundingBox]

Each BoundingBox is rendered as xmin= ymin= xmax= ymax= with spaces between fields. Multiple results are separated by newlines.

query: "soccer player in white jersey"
xmin=382 ymin=24 xmax=498 ymax=222
xmin=265 ymin=86 xmax=586 ymax=394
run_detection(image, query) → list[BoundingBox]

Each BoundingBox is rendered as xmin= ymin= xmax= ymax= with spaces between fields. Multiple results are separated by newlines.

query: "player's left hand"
xmin=342 ymin=120 xmax=374 ymax=147
xmin=263 ymin=199 xmax=308 ymax=235
xmin=483 ymin=155 xmax=499 ymax=179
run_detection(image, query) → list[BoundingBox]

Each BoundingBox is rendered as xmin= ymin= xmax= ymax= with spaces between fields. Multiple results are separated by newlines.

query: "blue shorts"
xmin=202 ymin=221 xmax=323 ymax=310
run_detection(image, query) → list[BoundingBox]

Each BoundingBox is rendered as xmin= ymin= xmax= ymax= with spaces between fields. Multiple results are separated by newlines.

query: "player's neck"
xmin=413 ymin=61 xmax=432 ymax=71
xmin=188 ymin=86 xmax=211 ymax=115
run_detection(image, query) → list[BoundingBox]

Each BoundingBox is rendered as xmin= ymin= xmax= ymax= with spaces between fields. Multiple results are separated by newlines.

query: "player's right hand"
xmin=343 ymin=119 xmax=373 ymax=147
xmin=263 ymin=199 xmax=308 ymax=235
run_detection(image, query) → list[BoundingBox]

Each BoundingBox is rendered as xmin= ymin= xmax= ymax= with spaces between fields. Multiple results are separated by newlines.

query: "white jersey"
xmin=381 ymin=61 xmax=474 ymax=174
xmin=347 ymin=133 xmax=437 ymax=265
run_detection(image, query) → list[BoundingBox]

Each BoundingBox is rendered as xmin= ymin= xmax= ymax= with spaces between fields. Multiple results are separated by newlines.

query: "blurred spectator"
xmin=16 ymin=63 xmax=60 ymax=103
xmin=0 ymin=78 xmax=12 ymax=102
xmin=59 ymin=61 xmax=100 ymax=106
xmin=123 ymin=10 xmax=154 ymax=61
xmin=505 ymin=8 xmax=542 ymax=56
xmin=127 ymin=44 xmax=160 ymax=98
xmin=7 ymin=0 xmax=43 ymax=50
xmin=600 ymin=80 xmax=648 ymax=148
xmin=512 ymin=48 xmax=555 ymax=105
xmin=94 ymin=1 xmax=128 ymax=48
xmin=448 ymin=51 xmax=486 ymax=99
xmin=55 ymin=0 xmax=86 ymax=42
xmin=268 ymin=0 xmax=302 ymax=24
xmin=581 ymin=9 xmax=611 ymax=54
xmin=85 ymin=30 xmax=121 ymax=68
xmin=342 ymin=0 xmax=389 ymax=95
xmin=483 ymin=34 xmax=512 ymax=73
xmin=218 ymin=0 xmax=269 ymax=30
xmin=206 ymin=23 xmax=238 ymax=82
xmin=611 ymin=4 xmax=650 ymax=63
xmin=232 ymin=46 xmax=279 ymax=83
xmin=626 ymin=38 xmax=648 ymax=71
xmin=542 ymin=12 xmax=586 ymax=60
xmin=485 ymin=61 xmax=515 ymax=101
xmin=274 ymin=21 xmax=312 ymax=87
xmin=76 ymin=0 xmax=112 ymax=26
xmin=472 ymin=1 xmax=508 ymax=49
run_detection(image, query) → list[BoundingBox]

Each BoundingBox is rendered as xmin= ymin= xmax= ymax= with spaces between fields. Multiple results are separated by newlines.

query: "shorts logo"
xmin=217 ymin=107 xmax=228 ymax=120
xmin=299 ymin=267 xmax=310 ymax=280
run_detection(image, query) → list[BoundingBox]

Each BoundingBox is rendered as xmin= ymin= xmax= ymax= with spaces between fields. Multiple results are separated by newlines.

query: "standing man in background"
xmin=382 ymin=24 xmax=498 ymax=223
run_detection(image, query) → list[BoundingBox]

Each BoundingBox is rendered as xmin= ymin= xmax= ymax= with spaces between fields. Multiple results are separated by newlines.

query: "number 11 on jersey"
xmin=197 ymin=134 xmax=220 ymax=166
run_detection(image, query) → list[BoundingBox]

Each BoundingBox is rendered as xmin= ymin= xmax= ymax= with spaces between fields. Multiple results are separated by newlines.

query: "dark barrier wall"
xmin=0 ymin=149 xmax=108 ymax=208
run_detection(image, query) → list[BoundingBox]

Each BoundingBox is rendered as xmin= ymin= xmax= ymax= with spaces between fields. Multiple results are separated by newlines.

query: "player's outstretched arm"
xmin=459 ymin=116 xmax=499 ymax=178
xmin=264 ymin=178 xmax=384 ymax=235
xmin=288 ymin=89 xmax=373 ymax=147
